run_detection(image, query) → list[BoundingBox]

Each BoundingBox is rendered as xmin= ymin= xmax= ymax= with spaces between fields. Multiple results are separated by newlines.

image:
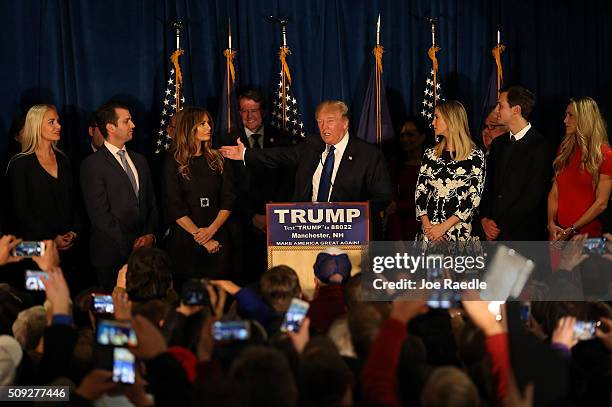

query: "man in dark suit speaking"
xmin=220 ymin=100 xmax=392 ymax=236
xmin=80 ymin=101 xmax=158 ymax=289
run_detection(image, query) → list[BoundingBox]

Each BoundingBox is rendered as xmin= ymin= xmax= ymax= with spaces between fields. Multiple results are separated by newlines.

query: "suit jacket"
xmin=480 ymin=128 xmax=555 ymax=240
xmin=245 ymin=133 xmax=392 ymax=213
xmin=80 ymin=145 xmax=158 ymax=268
xmin=227 ymin=125 xmax=293 ymax=223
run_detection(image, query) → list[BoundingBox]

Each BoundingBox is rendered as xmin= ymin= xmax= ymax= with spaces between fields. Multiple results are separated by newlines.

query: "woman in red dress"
xmin=548 ymin=97 xmax=612 ymax=240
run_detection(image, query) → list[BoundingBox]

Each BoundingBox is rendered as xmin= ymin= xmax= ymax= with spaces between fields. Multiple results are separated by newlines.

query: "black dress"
xmin=6 ymin=152 xmax=81 ymax=240
xmin=162 ymin=153 xmax=235 ymax=281
xmin=5 ymin=152 xmax=84 ymax=292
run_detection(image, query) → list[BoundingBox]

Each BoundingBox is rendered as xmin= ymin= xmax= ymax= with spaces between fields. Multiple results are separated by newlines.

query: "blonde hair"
xmin=433 ymin=100 xmax=476 ymax=161
xmin=8 ymin=104 xmax=63 ymax=170
xmin=553 ymin=97 xmax=609 ymax=186
xmin=173 ymin=106 xmax=224 ymax=180
xmin=315 ymin=100 xmax=349 ymax=119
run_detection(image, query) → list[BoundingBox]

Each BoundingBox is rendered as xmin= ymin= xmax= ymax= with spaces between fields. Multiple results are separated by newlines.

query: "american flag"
xmin=154 ymin=66 xmax=185 ymax=154
xmin=270 ymin=65 xmax=306 ymax=144
xmin=420 ymin=68 xmax=444 ymax=123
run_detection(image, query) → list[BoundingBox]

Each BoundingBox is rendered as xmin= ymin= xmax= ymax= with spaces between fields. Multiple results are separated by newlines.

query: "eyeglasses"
xmin=484 ymin=124 xmax=504 ymax=131
xmin=240 ymin=109 xmax=261 ymax=114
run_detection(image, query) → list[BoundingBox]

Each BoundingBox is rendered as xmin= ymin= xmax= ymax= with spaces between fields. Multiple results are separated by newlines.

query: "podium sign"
xmin=266 ymin=202 xmax=369 ymax=295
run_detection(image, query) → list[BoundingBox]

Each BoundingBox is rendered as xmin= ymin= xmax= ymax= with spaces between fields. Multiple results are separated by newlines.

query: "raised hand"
xmin=219 ymin=138 xmax=246 ymax=161
xmin=0 ymin=235 xmax=23 ymax=266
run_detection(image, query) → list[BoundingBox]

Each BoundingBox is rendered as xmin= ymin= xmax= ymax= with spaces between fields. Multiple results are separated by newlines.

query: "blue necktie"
xmin=317 ymin=145 xmax=335 ymax=202
xmin=117 ymin=150 xmax=138 ymax=197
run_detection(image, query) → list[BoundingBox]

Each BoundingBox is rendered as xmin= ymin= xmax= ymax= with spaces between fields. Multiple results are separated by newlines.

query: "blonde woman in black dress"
xmin=415 ymin=100 xmax=485 ymax=241
xmin=162 ymin=107 xmax=235 ymax=286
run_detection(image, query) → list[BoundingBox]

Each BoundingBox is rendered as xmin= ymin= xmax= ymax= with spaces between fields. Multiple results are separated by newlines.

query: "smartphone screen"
xmin=25 ymin=270 xmax=48 ymax=291
xmin=92 ymin=294 xmax=114 ymax=314
xmin=96 ymin=320 xmax=138 ymax=347
xmin=13 ymin=241 xmax=45 ymax=257
xmin=112 ymin=347 xmax=135 ymax=384
xmin=582 ymin=238 xmax=608 ymax=254
xmin=427 ymin=290 xmax=461 ymax=309
xmin=280 ymin=298 xmax=310 ymax=333
xmin=574 ymin=320 xmax=601 ymax=341
xmin=181 ymin=279 xmax=210 ymax=306
xmin=182 ymin=290 xmax=207 ymax=306
xmin=519 ymin=302 xmax=531 ymax=322
xmin=213 ymin=321 xmax=251 ymax=341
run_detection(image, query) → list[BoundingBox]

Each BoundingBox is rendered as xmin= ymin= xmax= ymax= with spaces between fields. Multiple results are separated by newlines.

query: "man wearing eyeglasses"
xmin=481 ymin=107 xmax=507 ymax=154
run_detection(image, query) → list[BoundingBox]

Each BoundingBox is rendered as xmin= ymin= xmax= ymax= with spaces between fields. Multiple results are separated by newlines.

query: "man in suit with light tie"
xmin=80 ymin=101 xmax=158 ymax=289
xmin=480 ymin=86 xmax=555 ymax=241
xmin=220 ymin=100 xmax=392 ymax=238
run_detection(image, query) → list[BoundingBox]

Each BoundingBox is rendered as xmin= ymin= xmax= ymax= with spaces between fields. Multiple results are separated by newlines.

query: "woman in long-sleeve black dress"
xmin=162 ymin=107 xmax=235 ymax=287
xmin=5 ymin=105 xmax=82 ymax=287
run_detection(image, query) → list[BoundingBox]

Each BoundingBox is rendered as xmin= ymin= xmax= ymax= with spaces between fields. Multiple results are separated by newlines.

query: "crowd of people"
xmin=0 ymin=84 xmax=611 ymax=405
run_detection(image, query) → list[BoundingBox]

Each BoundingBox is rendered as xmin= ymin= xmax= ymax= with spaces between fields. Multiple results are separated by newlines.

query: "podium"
xmin=266 ymin=202 xmax=369 ymax=296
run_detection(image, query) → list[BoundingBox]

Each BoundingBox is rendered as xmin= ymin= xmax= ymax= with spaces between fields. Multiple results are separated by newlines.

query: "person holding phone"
xmin=415 ymin=100 xmax=486 ymax=241
xmin=548 ymin=97 xmax=612 ymax=240
xmin=162 ymin=107 xmax=235 ymax=288
xmin=5 ymin=105 xmax=81 ymax=252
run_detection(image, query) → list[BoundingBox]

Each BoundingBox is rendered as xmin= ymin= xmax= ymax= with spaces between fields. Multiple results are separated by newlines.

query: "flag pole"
xmin=280 ymin=20 xmax=289 ymax=131
xmin=428 ymin=19 xmax=440 ymax=106
xmin=374 ymin=14 xmax=383 ymax=145
xmin=268 ymin=16 xmax=293 ymax=132
xmin=225 ymin=18 xmax=235 ymax=134
xmin=492 ymin=29 xmax=506 ymax=98
xmin=171 ymin=21 xmax=184 ymax=112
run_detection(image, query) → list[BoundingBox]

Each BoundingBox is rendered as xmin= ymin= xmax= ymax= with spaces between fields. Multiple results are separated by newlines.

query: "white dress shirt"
xmin=104 ymin=140 xmax=140 ymax=189
xmin=245 ymin=127 xmax=264 ymax=148
xmin=311 ymin=132 xmax=350 ymax=202
xmin=510 ymin=122 xmax=531 ymax=141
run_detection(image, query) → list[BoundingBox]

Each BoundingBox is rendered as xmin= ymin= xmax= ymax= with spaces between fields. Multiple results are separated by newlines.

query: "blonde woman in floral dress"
xmin=415 ymin=100 xmax=485 ymax=241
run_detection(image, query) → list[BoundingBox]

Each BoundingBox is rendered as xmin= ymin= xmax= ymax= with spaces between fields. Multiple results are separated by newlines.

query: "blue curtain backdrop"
xmin=1 ymin=0 xmax=611 ymax=158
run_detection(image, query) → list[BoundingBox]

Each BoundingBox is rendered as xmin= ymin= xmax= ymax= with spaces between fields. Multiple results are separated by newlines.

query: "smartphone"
xmin=181 ymin=279 xmax=210 ymax=306
xmin=280 ymin=298 xmax=310 ymax=333
xmin=213 ymin=320 xmax=251 ymax=341
xmin=427 ymin=290 xmax=461 ymax=309
xmin=96 ymin=320 xmax=138 ymax=347
xmin=519 ymin=302 xmax=531 ymax=322
xmin=582 ymin=237 xmax=608 ymax=254
xmin=574 ymin=320 xmax=601 ymax=341
xmin=91 ymin=294 xmax=114 ymax=314
xmin=25 ymin=270 xmax=48 ymax=291
xmin=112 ymin=347 xmax=135 ymax=384
xmin=13 ymin=241 xmax=45 ymax=257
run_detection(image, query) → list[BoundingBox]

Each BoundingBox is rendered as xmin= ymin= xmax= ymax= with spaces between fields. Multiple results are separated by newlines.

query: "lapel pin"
xmin=348 ymin=156 xmax=353 ymax=160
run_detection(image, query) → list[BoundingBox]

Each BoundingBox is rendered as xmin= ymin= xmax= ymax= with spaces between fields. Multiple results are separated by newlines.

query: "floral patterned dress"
xmin=415 ymin=147 xmax=486 ymax=241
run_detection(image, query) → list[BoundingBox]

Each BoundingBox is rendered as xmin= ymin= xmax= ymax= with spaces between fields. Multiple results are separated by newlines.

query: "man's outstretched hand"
xmin=219 ymin=138 xmax=246 ymax=161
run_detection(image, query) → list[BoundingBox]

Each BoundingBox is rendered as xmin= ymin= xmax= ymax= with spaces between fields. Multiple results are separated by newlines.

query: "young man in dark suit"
xmin=480 ymin=86 xmax=555 ymax=241
xmin=80 ymin=101 xmax=158 ymax=290
xmin=220 ymin=100 xmax=392 ymax=237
